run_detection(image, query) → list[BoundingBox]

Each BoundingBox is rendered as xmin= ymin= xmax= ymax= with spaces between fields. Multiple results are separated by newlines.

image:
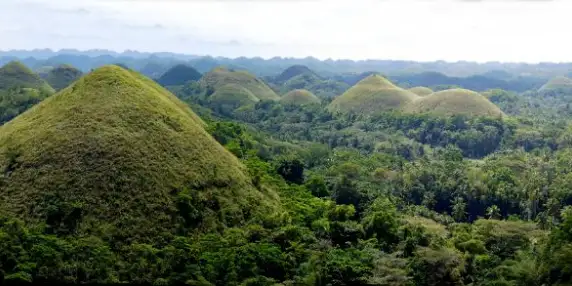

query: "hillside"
xmin=210 ymin=83 xmax=260 ymax=108
xmin=280 ymin=89 xmax=320 ymax=105
xmin=408 ymin=86 xmax=433 ymax=96
xmin=201 ymin=67 xmax=280 ymax=101
xmin=538 ymin=76 xmax=572 ymax=92
xmin=404 ymin=88 xmax=505 ymax=117
xmin=0 ymin=65 xmax=273 ymax=241
xmin=156 ymin=64 xmax=202 ymax=86
xmin=0 ymin=61 xmax=55 ymax=93
xmin=327 ymin=74 xmax=417 ymax=114
xmin=45 ymin=64 xmax=83 ymax=91
xmin=275 ymin=65 xmax=319 ymax=83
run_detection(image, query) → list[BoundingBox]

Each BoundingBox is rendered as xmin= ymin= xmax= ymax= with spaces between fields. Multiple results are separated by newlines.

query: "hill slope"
xmin=45 ymin=64 xmax=83 ymax=91
xmin=275 ymin=65 xmax=319 ymax=83
xmin=201 ymin=67 xmax=280 ymax=102
xmin=408 ymin=86 xmax=433 ymax=96
xmin=327 ymin=74 xmax=417 ymax=114
xmin=280 ymin=89 xmax=320 ymax=105
xmin=404 ymin=88 xmax=504 ymax=117
xmin=157 ymin=64 xmax=202 ymax=86
xmin=0 ymin=65 xmax=272 ymax=241
xmin=538 ymin=76 xmax=572 ymax=92
xmin=0 ymin=61 xmax=55 ymax=93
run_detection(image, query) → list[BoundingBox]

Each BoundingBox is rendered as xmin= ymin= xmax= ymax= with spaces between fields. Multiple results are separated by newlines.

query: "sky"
xmin=0 ymin=0 xmax=570 ymax=63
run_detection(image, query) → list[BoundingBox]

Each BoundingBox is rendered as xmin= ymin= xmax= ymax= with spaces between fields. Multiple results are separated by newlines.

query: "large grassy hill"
xmin=275 ymin=65 xmax=319 ymax=83
xmin=404 ymin=88 xmax=505 ymax=117
xmin=0 ymin=65 xmax=275 ymax=242
xmin=45 ymin=64 xmax=83 ymax=91
xmin=0 ymin=61 xmax=55 ymax=93
xmin=156 ymin=64 xmax=202 ymax=86
xmin=201 ymin=67 xmax=280 ymax=102
xmin=327 ymin=74 xmax=418 ymax=115
xmin=280 ymin=89 xmax=320 ymax=106
xmin=538 ymin=76 xmax=572 ymax=93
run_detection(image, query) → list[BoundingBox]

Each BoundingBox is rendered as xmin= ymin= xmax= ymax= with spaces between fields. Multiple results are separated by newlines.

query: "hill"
xmin=0 ymin=65 xmax=273 ymax=241
xmin=275 ymin=65 xmax=319 ymax=83
xmin=538 ymin=76 xmax=572 ymax=92
xmin=280 ymin=89 xmax=321 ymax=106
xmin=201 ymin=67 xmax=280 ymax=101
xmin=0 ymin=61 xmax=55 ymax=93
xmin=45 ymin=64 xmax=83 ymax=91
xmin=327 ymin=74 xmax=417 ymax=115
xmin=404 ymin=88 xmax=504 ymax=117
xmin=210 ymin=83 xmax=260 ymax=108
xmin=157 ymin=64 xmax=202 ymax=86
xmin=408 ymin=86 xmax=433 ymax=96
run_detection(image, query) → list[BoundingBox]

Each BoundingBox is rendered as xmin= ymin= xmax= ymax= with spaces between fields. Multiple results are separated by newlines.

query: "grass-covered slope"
xmin=404 ymin=88 xmax=504 ymax=117
xmin=538 ymin=76 xmax=572 ymax=92
xmin=275 ymin=65 xmax=318 ymax=83
xmin=210 ymin=83 xmax=260 ymax=107
xmin=327 ymin=74 xmax=417 ymax=114
xmin=201 ymin=67 xmax=280 ymax=102
xmin=0 ymin=61 xmax=55 ymax=93
xmin=0 ymin=65 xmax=272 ymax=241
xmin=157 ymin=64 xmax=202 ymax=86
xmin=280 ymin=89 xmax=321 ymax=105
xmin=408 ymin=86 xmax=433 ymax=97
xmin=45 ymin=64 xmax=83 ymax=91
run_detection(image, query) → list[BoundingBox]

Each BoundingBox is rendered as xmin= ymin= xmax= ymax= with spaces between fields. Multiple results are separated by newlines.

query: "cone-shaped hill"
xmin=210 ymin=83 xmax=260 ymax=108
xmin=201 ymin=67 xmax=280 ymax=102
xmin=0 ymin=65 xmax=274 ymax=241
xmin=0 ymin=61 xmax=55 ymax=93
xmin=280 ymin=89 xmax=321 ymax=106
xmin=408 ymin=86 xmax=433 ymax=97
xmin=157 ymin=64 xmax=202 ymax=86
xmin=538 ymin=76 xmax=572 ymax=93
xmin=404 ymin=88 xmax=504 ymax=117
xmin=327 ymin=74 xmax=418 ymax=115
xmin=45 ymin=64 xmax=83 ymax=91
xmin=275 ymin=65 xmax=319 ymax=83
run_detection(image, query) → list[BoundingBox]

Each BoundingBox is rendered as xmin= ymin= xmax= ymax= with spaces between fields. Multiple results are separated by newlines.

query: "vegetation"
xmin=408 ymin=86 xmax=433 ymax=96
xmin=0 ymin=61 xmax=54 ymax=93
xmin=280 ymin=89 xmax=320 ymax=106
xmin=156 ymin=64 xmax=202 ymax=86
xmin=328 ymin=74 xmax=418 ymax=115
xmin=45 ymin=64 xmax=83 ymax=91
xmin=404 ymin=88 xmax=505 ymax=117
xmin=538 ymin=76 xmax=572 ymax=92
xmin=201 ymin=67 xmax=280 ymax=101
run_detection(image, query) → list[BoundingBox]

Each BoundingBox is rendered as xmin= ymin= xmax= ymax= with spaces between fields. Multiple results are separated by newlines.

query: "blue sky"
xmin=0 ymin=0 xmax=570 ymax=63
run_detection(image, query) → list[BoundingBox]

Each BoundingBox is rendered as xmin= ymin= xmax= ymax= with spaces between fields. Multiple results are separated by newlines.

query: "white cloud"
xmin=0 ymin=0 xmax=571 ymax=62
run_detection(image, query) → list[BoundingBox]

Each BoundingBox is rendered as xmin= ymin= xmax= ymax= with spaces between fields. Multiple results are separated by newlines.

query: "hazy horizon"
xmin=2 ymin=0 xmax=571 ymax=63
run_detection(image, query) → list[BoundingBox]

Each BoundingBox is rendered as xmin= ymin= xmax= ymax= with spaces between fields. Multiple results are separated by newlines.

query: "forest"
xmin=2 ymin=51 xmax=572 ymax=286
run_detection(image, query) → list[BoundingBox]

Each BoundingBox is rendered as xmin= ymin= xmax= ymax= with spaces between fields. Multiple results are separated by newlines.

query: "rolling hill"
xmin=404 ymin=88 xmax=504 ymax=117
xmin=156 ymin=64 xmax=202 ymax=86
xmin=0 ymin=61 xmax=55 ymax=93
xmin=201 ymin=67 xmax=280 ymax=102
xmin=45 ymin=64 xmax=83 ymax=91
xmin=408 ymin=86 xmax=433 ymax=96
xmin=280 ymin=89 xmax=321 ymax=106
xmin=327 ymin=74 xmax=418 ymax=115
xmin=0 ymin=65 xmax=274 ymax=241
xmin=275 ymin=65 xmax=319 ymax=83
xmin=538 ymin=76 xmax=572 ymax=92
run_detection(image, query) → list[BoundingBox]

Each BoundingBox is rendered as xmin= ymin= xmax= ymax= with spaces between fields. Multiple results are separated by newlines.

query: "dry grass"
xmin=404 ymin=88 xmax=504 ymax=118
xmin=280 ymin=89 xmax=320 ymax=105
xmin=408 ymin=86 xmax=433 ymax=97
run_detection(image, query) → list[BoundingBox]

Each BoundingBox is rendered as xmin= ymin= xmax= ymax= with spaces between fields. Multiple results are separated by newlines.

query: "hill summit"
xmin=201 ymin=67 xmax=280 ymax=102
xmin=157 ymin=64 xmax=202 ymax=86
xmin=280 ymin=89 xmax=321 ymax=105
xmin=0 ymin=61 xmax=54 ymax=93
xmin=404 ymin=88 xmax=504 ymax=117
xmin=275 ymin=65 xmax=319 ymax=83
xmin=327 ymin=74 xmax=417 ymax=115
xmin=0 ymin=65 xmax=272 ymax=241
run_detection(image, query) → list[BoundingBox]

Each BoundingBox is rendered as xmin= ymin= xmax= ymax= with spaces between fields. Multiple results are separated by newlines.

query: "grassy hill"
xmin=157 ymin=64 xmax=202 ymax=86
xmin=404 ymin=88 xmax=505 ymax=117
xmin=45 ymin=64 xmax=83 ymax=91
xmin=280 ymin=89 xmax=320 ymax=105
xmin=0 ymin=61 xmax=55 ymax=93
xmin=0 ymin=65 xmax=274 ymax=242
xmin=408 ymin=86 xmax=433 ymax=96
xmin=201 ymin=67 xmax=280 ymax=102
xmin=210 ymin=83 xmax=260 ymax=108
xmin=327 ymin=74 xmax=418 ymax=115
xmin=538 ymin=76 xmax=572 ymax=92
xmin=275 ymin=65 xmax=319 ymax=83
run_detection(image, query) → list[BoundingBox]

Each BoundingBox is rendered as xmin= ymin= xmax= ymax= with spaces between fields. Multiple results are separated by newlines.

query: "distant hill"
xmin=201 ymin=67 xmax=280 ymax=102
xmin=0 ymin=61 xmax=54 ymax=93
xmin=157 ymin=64 xmax=202 ymax=86
xmin=275 ymin=65 xmax=319 ymax=83
xmin=538 ymin=76 xmax=572 ymax=93
xmin=45 ymin=64 xmax=83 ymax=91
xmin=404 ymin=88 xmax=504 ymax=117
xmin=280 ymin=89 xmax=320 ymax=106
xmin=0 ymin=65 xmax=274 ymax=241
xmin=327 ymin=74 xmax=417 ymax=115
xmin=210 ymin=83 xmax=260 ymax=108
xmin=408 ymin=86 xmax=433 ymax=96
